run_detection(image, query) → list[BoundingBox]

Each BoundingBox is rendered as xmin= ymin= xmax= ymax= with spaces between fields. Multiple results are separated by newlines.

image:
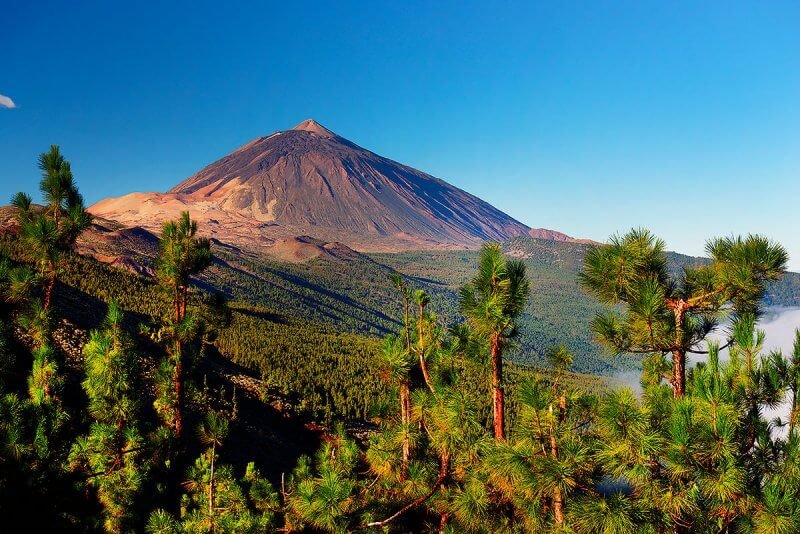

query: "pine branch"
xmin=361 ymin=453 xmax=449 ymax=529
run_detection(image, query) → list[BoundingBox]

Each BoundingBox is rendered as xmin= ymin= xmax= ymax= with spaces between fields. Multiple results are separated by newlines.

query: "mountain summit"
xmin=290 ymin=118 xmax=338 ymax=138
xmin=90 ymin=120 xmax=531 ymax=252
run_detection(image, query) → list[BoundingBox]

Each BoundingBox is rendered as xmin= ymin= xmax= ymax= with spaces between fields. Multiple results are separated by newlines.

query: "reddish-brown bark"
xmin=491 ymin=334 xmax=505 ymax=441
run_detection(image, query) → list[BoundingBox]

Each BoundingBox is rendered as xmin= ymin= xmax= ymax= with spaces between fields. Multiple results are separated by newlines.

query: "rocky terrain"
xmin=0 ymin=205 xmax=159 ymax=275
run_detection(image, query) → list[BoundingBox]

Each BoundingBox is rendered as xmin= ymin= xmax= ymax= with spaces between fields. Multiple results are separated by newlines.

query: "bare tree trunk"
xmin=668 ymin=300 xmax=690 ymax=534
xmin=552 ymin=488 xmax=565 ymax=524
xmin=420 ymin=354 xmax=435 ymax=393
xmin=491 ymin=335 xmax=505 ymax=440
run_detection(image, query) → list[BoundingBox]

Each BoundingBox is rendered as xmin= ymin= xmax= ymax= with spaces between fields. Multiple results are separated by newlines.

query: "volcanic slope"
xmin=90 ymin=119 xmax=532 ymax=252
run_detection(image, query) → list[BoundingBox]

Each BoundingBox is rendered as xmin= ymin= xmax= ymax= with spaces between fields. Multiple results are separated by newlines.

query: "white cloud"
xmin=0 ymin=94 xmax=16 ymax=108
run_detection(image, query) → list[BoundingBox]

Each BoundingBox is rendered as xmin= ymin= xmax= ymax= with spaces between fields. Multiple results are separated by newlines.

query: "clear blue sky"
xmin=2 ymin=1 xmax=799 ymax=268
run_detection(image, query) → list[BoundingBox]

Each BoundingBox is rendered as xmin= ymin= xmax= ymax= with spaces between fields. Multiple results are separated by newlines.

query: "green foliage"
xmin=28 ymin=344 xmax=59 ymax=404
xmin=149 ymin=458 xmax=277 ymax=533
xmin=285 ymin=429 xmax=362 ymax=532
xmin=81 ymin=301 xmax=138 ymax=424
xmin=459 ymin=242 xmax=530 ymax=342
xmin=11 ymin=145 xmax=92 ymax=311
xmin=154 ymin=210 xmax=214 ymax=437
xmin=580 ymin=228 xmax=788 ymax=396
xmin=149 ymin=411 xmax=278 ymax=533
xmin=156 ymin=211 xmax=212 ymax=300
xmin=375 ymin=244 xmax=646 ymax=374
xmin=69 ymin=302 xmax=146 ymax=533
xmin=70 ymin=424 xmax=146 ymax=532
xmin=460 ymin=242 xmax=532 ymax=439
xmin=218 ymin=306 xmax=382 ymax=420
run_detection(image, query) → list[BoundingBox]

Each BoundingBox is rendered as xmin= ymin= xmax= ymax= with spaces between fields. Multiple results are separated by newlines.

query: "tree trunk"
xmin=173 ymin=287 xmax=185 ymax=437
xmin=417 ymin=301 xmax=435 ymax=393
xmin=671 ymin=302 xmax=688 ymax=398
xmin=552 ymin=488 xmax=565 ymax=524
xmin=420 ymin=354 xmax=435 ymax=393
xmin=115 ymin=419 xmax=124 ymax=469
xmin=209 ymin=442 xmax=215 ymax=526
xmin=401 ymin=292 xmax=412 ymax=478
xmin=550 ymin=419 xmax=564 ymax=524
xmin=173 ymin=342 xmax=183 ymax=438
xmin=671 ymin=349 xmax=686 ymax=398
xmin=175 ymin=287 xmax=184 ymax=324
xmin=491 ymin=335 xmax=505 ymax=441
xmin=400 ymin=380 xmax=411 ymax=479
xmin=181 ymin=286 xmax=188 ymax=321
xmin=403 ymin=297 xmax=411 ymax=355
xmin=439 ymin=512 xmax=450 ymax=532
xmin=44 ymin=272 xmax=55 ymax=311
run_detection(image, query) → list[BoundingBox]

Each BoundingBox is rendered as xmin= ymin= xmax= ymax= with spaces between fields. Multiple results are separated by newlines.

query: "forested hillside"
xmin=11 ymin=202 xmax=799 ymax=378
xmin=371 ymin=238 xmax=800 ymax=375
xmin=49 ymin=242 xmax=605 ymax=422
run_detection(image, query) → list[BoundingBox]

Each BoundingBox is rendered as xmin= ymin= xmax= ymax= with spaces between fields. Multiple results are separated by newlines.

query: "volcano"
xmin=90 ymin=119 xmax=532 ymax=252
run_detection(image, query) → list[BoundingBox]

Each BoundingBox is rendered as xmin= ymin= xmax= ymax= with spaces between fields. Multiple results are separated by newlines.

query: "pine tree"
xmin=11 ymin=145 xmax=91 ymax=311
xmin=154 ymin=211 xmax=212 ymax=437
xmin=389 ymin=273 xmax=414 ymax=477
xmin=149 ymin=456 xmax=277 ymax=532
xmin=0 ymin=248 xmax=38 ymax=310
xmin=285 ymin=427 xmax=361 ymax=532
xmin=376 ymin=333 xmax=414 ymax=480
xmin=69 ymin=301 xmax=145 ymax=533
xmin=726 ymin=315 xmax=785 ymax=488
xmin=198 ymin=411 xmax=229 ymax=523
xmin=580 ymin=229 xmax=786 ymax=397
xmin=366 ymin=285 xmax=495 ymax=531
xmin=459 ymin=243 xmax=530 ymax=440
xmin=484 ymin=346 xmax=598 ymax=529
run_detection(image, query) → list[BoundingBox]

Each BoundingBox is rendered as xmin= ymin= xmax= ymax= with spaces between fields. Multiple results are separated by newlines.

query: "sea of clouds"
xmin=613 ymin=308 xmax=800 ymax=418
